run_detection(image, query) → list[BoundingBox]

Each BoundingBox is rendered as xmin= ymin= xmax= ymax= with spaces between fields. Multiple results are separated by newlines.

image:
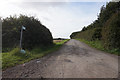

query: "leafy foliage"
xmin=70 ymin=31 xmax=80 ymax=39
xmin=70 ymin=1 xmax=120 ymax=50
xmin=2 ymin=15 xmax=53 ymax=51
xmin=71 ymin=28 xmax=102 ymax=41
xmin=102 ymin=12 xmax=120 ymax=49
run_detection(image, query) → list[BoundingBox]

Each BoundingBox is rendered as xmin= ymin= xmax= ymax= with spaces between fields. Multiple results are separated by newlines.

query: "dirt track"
xmin=2 ymin=39 xmax=118 ymax=78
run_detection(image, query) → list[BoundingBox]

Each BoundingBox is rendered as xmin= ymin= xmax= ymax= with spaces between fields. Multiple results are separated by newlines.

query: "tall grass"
xmin=2 ymin=39 xmax=69 ymax=70
xmin=76 ymin=39 xmax=119 ymax=55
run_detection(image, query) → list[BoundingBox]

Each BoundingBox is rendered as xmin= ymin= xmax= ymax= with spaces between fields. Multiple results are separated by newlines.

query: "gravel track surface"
xmin=2 ymin=39 xmax=118 ymax=78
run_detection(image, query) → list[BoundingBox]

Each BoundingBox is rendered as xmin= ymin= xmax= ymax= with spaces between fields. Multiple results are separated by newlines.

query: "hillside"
xmin=70 ymin=1 xmax=120 ymax=54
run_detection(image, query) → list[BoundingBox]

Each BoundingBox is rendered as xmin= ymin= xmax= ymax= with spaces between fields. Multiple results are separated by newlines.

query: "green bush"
xmin=2 ymin=15 xmax=53 ymax=51
xmin=70 ymin=2 xmax=120 ymax=41
xmin=92 ymin=28 xmax=102 ymax=40
xmin=70 ymin=2 xmax=120 ymax=54
xmin=70 ymin=31 xmax=80 ymax=39
xmin=70 ymin=27 xmax=102 ymax=41
xmin=102 ymin=12 xmax=120 ymax=49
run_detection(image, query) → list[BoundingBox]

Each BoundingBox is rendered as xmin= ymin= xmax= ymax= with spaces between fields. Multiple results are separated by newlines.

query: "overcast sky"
xmin=0 ymin=0 xmax=111 ymax=38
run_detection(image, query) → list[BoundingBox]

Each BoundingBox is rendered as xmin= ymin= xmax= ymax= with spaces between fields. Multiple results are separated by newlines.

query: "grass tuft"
xmin=2 ymin=39 xmax=69 ymax=70
xmin=76 ymin=39 xmax=119 ymax=55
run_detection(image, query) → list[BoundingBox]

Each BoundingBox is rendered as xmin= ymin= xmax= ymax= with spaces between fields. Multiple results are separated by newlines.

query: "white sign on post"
xmin=20 ymin=26 xmax=26 ymax=53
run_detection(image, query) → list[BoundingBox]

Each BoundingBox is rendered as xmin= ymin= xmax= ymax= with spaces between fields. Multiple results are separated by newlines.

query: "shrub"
xmin=92 ymin=28 xmax=102 ymax=40
xmin=2 ymin=15 xmax=53 ymax=51
xmin=71 ymin=27 xmax=102 ymax=41
xmin=102 ymin=12 xmax=120 ymax=49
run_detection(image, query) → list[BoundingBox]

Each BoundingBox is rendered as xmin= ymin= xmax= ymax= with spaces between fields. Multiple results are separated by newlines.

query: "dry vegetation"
xmin=53 ymin=40 xmax=63 ymax=43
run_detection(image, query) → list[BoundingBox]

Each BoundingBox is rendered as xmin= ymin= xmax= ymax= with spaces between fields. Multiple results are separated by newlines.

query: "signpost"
xmin=20 ymin=26 xmax=26 ymax=53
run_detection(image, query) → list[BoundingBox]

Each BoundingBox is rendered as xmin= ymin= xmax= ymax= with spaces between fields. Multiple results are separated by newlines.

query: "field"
xmin=2 ymin=39 xmax=69 ymax=70
xmin=53 ymin=40 xmax=62 ymax=42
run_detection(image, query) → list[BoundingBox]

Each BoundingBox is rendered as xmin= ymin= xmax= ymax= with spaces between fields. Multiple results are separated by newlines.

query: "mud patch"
xmin=64 ymin=59 xmax=73 ymax=63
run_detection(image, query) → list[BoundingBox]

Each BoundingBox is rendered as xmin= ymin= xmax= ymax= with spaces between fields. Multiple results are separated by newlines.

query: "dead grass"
xmin=53 ymin=40 xmax=63 ymax=43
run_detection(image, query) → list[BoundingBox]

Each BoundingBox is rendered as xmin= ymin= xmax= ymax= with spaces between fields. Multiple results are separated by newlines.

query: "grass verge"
xmin=2 ymin=39 xmax=69 ymax=70
xmin=76 ymin=39 xmax=119 ymax=55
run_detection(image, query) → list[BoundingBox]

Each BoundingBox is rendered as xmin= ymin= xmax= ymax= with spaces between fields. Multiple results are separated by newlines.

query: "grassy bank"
xmin=2 ymin=39 xmax=69 ymax=70
xmin=76 ymin=39 xmax=119 ymax=55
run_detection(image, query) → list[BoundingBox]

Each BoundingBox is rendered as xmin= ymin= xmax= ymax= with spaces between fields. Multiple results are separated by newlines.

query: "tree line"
xmin=70 ymin=1 xmax=120 ymax=50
